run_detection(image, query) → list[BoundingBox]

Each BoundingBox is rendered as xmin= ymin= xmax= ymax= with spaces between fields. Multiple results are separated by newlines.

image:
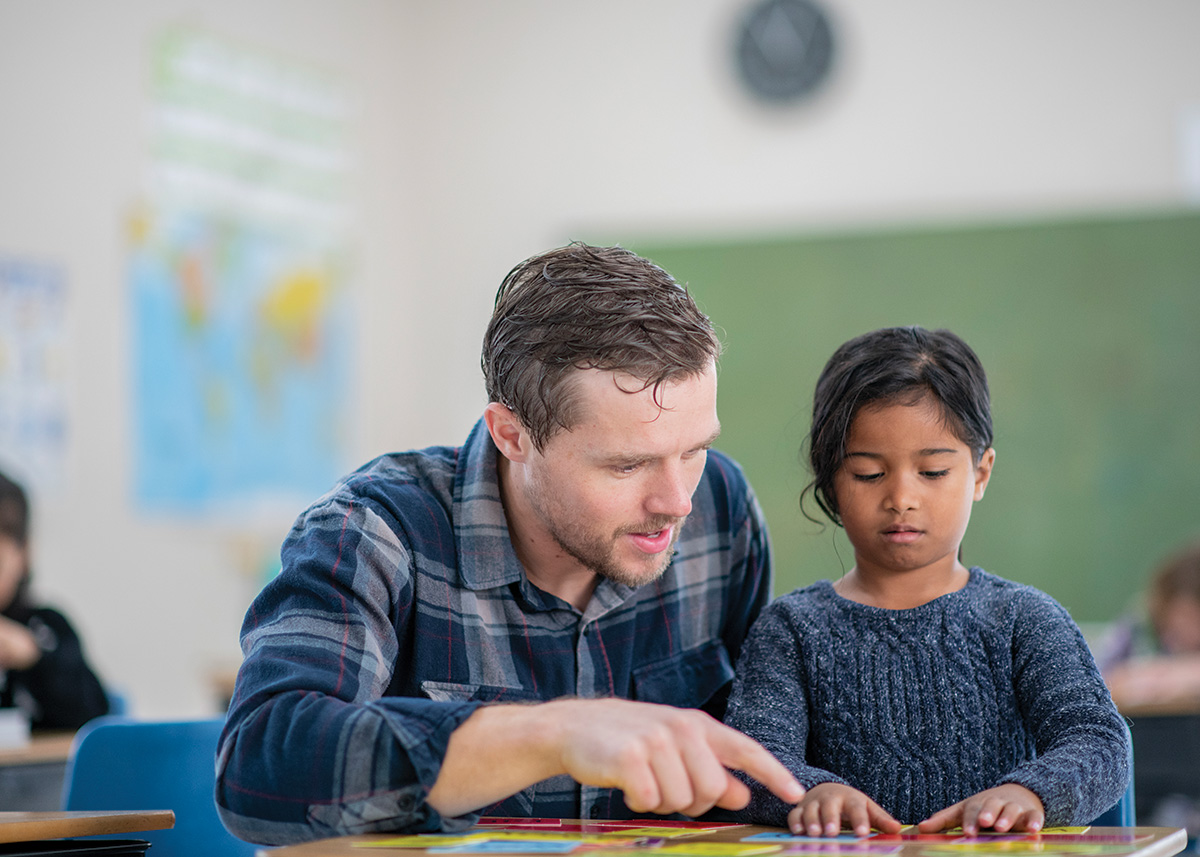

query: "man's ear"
xmin=973 ymin=447 xmax=996 ymax=501
xmin=484 ymin=402 xmax=532 ymax=463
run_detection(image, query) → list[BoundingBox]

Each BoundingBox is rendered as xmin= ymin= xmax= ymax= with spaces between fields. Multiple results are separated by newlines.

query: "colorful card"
xmin=355 ymin=835 xmax=488 ymax=849
xmin=744 ymin=834 xmax=872 ymax=843
xmin=651 ymin=843 xmax=784 ymax=857
xmin=779 ymin=847 xmax=903 ymax=856
xmin=428 ymin=842 xmax=582 ymax=854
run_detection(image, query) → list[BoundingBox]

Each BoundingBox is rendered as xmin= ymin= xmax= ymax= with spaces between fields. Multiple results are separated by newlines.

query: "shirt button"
xmin=590 ymin=805 xmax=602 ymax=818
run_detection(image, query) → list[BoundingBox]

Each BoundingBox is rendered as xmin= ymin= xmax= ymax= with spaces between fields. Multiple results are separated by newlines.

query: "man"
xmin=216 ymin=244 xmax=803 ymax=845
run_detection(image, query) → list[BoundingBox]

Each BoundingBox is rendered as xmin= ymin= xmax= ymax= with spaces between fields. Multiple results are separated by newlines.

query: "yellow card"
xmin=590 ymin=828 xmax=707 ymax=840
xmin=653 ymin=844 xmax=783 ymax=856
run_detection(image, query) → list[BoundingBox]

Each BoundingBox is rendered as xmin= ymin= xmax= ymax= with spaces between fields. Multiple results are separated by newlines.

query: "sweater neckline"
xmin=816 ymin=566 xmax=984 ymax=616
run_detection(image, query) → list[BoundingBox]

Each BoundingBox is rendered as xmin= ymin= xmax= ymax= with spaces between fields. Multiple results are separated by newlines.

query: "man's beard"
xmin=532 ymin=496 xmax=685 ymax=587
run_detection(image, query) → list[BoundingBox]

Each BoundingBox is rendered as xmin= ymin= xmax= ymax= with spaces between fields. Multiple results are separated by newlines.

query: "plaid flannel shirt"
xmin=216 ymin=418 xmax=772 ymax=846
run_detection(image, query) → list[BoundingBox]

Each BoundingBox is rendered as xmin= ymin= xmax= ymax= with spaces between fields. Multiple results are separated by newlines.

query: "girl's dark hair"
xmin=482 ymin=243 xmax=721 ymax=450
xmin=803 ymin=326 xmax=993 ymax=526
xmin=0 ymin=469 xmax=33 ymax=616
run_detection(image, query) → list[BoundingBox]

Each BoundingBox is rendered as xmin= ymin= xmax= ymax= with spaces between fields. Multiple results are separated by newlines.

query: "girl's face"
xmin=833 ymin=394 xmax=994 ymax=583
xmin=0 ymin=534 xmax=26 ymax=611
xmin=1158 ymin=598 xmax=1200 ymax=655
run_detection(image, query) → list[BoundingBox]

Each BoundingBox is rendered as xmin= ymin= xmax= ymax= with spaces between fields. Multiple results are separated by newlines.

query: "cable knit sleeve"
xmin=723 ymin=596 xmax=848 ymax=827
xmin=999 ymin=588 xmax=1131 ymax=826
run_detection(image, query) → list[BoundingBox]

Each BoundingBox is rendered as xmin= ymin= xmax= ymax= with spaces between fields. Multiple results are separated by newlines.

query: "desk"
xmin=1119 ymin=706 xmax=1200 ymax=833
xmin=259 ymin=821 xmax=1189 ymax=857
xmin=0 ymin=809 xmax=175 ymax=843
xmin=0 ymin=732 xmax=75 ymax=812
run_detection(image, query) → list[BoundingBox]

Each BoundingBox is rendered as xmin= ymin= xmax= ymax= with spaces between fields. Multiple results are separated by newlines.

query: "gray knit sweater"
xmin=725 ymin=568 xmax=1130 ymax=827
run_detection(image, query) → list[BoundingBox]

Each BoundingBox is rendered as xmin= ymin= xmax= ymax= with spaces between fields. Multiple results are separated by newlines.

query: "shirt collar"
xmin=451 ymin=418 xmax=638 ymax=613
xmin=453 ymin=418 xmax=528 ymax=591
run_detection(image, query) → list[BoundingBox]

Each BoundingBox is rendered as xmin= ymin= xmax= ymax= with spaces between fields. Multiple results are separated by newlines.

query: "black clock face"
xmin=734 ymin=0 xmax=835 ymax=104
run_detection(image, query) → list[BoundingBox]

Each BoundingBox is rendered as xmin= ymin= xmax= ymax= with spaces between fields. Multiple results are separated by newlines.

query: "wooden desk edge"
xmin=256 ymin=824 xmax=1191 ymax=857
xmin=0 ymin=732 xmax=76 ymax=766
xmin=1135 ymin=826 xmax=1189 ymax=857
xmin=0 ymin=810 xmax=176 ymax=843
xmin=1119 ymin=700 xmax=1200 ymax=717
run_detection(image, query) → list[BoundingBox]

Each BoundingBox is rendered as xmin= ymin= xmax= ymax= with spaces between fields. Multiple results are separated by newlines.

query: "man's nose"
xmin=646 ymin=463 xmax=694 ymax=519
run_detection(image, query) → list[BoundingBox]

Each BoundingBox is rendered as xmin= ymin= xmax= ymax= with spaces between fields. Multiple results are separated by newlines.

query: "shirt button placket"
xmin=576 ymin=620 xmax=595 ymax=697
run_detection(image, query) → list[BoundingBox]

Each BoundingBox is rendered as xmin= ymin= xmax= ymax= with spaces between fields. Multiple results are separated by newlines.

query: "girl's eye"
xmin=852 ymin=473 xmax=883 ymax=483
xmin=921 ymin=469 xmax=950 ymax=479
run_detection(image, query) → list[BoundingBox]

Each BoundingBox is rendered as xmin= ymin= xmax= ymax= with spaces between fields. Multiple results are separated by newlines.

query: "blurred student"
xmin=1099 ymin=540 xmax=1200 ymax=710
xmin=724 ymin=326 xmax=1130 ymax=837
xmin=0 ymin=469 xmax=109 ymax=729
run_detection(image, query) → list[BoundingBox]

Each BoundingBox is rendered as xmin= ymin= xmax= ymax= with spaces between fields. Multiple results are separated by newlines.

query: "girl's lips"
xmin=628 ymin=527 xmax=673 ymax=554
xmin=883 ymin=527 xmax=922 ymax=544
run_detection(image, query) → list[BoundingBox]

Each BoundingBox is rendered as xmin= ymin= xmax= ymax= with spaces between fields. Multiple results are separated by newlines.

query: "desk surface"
xmin=0 ymin=732 xmax=77 ymax=813
xmin=0 ymin=810 xmax=176 ymax=843
xmin=258 ymin=821 xmax=1189 ymax=857
xmin=0 ymin=732 xmax=75 ymax=767
xmin=1119 ymin=700 xmax=1200 ymax=717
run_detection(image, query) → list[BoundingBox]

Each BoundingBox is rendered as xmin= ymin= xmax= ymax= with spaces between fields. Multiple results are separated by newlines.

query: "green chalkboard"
xmin=634 ymin=211 xmax=1200 ymax=621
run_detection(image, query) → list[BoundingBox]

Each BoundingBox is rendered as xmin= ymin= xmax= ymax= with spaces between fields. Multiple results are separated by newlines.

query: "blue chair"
xmin=105 ymin=688 xmax=130 ymax=717
xmin=1091 ymin=777 xmax=1136 ymax=826
xmin=61 ymin=716 xmax=257 ymax=857
xmin=1091 ymin=723 xmax=1137 ymax=827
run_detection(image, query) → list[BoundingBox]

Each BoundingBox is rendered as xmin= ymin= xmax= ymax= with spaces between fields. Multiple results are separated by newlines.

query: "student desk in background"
xmin=257 ymin=820 xmax=1190 ymax=857
xmin=1121 ymin=700 xmax=1200 ymax=833
xmin=0 ymin=731 xmax=75 ymax=811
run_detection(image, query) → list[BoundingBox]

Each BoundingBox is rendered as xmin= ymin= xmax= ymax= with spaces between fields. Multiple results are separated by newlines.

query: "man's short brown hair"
xmin=481 ymin=243 xmax=721 ymax=450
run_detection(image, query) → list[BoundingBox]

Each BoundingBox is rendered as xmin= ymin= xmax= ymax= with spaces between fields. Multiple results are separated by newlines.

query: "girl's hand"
xmin=787 ymin=782 xmax=903 ymax=837
xmin=918 ymin=784 xmax=1045 ymax=835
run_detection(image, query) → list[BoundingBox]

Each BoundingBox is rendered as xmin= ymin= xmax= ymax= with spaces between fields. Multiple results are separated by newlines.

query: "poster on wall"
xmin=0 ymin=255 xmax=68 ymax=489
xmin=131 ymin=27 xmax=354 ymax=514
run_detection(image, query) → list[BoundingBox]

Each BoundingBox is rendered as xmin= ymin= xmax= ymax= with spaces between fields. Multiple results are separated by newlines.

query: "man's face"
xmin=517 ymin=362 xmax=720 ymax=588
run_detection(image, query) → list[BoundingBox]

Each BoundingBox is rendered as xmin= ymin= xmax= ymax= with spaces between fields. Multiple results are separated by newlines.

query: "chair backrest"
xmin=1091 ymin=777 xmax=1136 ymax=826
xmin=62 ymin=716 xmax=257 ymax=857
xmin=1090 ymin=721 xmax=1137 ymax=827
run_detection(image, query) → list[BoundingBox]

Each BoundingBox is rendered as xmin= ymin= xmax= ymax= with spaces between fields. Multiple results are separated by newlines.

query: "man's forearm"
xmin=426 ymin=701 xmax=569 ymax=817
xmin=425 ymin=697 xmax=805 ymax=821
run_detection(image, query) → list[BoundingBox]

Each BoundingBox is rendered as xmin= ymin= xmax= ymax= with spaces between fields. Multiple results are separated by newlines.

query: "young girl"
xmin=0 ymin=470 xmax=109 ymax=729
xmin=724 ymin=326 xmax=1130 ymax=837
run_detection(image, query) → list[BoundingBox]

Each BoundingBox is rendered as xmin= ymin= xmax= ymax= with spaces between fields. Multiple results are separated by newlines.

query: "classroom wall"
xmin=0 ymin=0 xmax=1197 ymax=718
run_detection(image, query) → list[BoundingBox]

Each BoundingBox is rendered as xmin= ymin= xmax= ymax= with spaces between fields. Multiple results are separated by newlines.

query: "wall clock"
xmin=733 ymin=0 xmax=836 ymax=104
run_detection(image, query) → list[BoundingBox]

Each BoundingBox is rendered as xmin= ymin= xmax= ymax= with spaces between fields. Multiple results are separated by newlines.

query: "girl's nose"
xmin=883 ymin=475 xmax=919 ymax=512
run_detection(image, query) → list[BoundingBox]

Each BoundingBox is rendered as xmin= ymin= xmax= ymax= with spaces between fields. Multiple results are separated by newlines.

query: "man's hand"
xmin=918 ymin=784 xmax=1044 ymax=835
xmin=428 ymin=698 xmax=804 ymax=819
xmin=554 ymin=698 xmax=805 ymax=817
xmin=786 ymin=782 xmax=902 ymax=837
